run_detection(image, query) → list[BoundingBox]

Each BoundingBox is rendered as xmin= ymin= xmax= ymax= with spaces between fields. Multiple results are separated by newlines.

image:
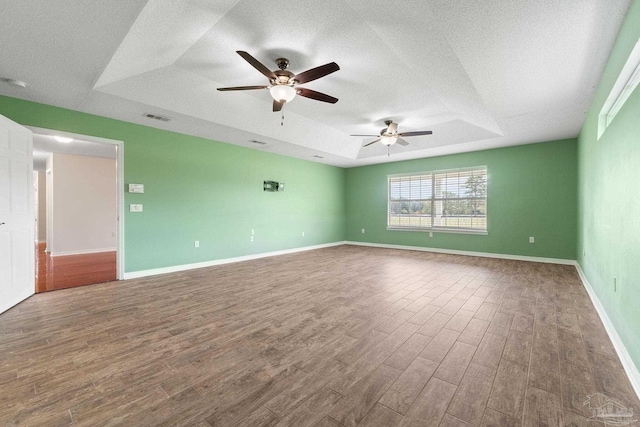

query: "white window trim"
xmin=598 ymin=38 xmax=640 ymax=140
xmin=386 ymin=226 xmax=488 ymax=235
xmin=387 ymin=166 xmax=488 ymax=235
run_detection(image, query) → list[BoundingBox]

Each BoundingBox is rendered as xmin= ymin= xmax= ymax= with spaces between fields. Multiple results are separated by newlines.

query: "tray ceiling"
xmin=0 ymin=0 xmax=631 ymax=166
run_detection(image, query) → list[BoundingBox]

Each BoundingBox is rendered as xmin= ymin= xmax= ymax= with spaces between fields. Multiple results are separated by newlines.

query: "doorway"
xmin=30 ymin=127 xmax=124 ymax=291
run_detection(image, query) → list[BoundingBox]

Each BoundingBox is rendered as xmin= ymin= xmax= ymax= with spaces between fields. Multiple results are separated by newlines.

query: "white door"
xmin=0 ymin=114 xmax=34 ymax=314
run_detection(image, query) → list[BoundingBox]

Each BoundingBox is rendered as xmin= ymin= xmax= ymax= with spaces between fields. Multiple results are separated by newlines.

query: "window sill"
xmin=386 ymin=227 xmax=488 ymax=236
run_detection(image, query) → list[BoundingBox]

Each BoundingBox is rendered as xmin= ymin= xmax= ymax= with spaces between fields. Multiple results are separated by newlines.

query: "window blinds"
xmin=388 ymin=167 xmax=487 ymax=232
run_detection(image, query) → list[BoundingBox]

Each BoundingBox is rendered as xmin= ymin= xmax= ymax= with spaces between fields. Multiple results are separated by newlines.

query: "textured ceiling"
xmin=0 ymin=0 xmax=631 ymax=167
xmin=31 ymin=130 xmax=117 ymax=171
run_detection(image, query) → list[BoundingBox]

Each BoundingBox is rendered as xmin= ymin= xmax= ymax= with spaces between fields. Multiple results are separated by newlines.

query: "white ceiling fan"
xmin=351 ymin=120 xmax=433 ymax=154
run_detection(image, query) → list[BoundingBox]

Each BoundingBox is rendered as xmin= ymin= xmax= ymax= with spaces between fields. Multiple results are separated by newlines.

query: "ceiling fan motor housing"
xmin=274 ymin=69 xmax=294 ymax=85
xmin=382 ymin=120 xmax=394 ymax=135
xmin=275 ymin=58 xmax=290 ymax=70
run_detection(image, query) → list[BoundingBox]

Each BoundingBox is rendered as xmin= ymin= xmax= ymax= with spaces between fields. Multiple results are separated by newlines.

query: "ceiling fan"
xmin=217 ymin=51 xmax=340 ymax=112
xmin=351 ymin=120 xmax=433 ymax=148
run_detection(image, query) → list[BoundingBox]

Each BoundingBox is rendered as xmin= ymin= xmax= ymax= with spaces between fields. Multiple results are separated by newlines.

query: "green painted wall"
xmin=0 ymin=95 xmax=346 ymax=272
xmin=577 ymin=0 xmax=640 ymax=368
xmin=345 ymin=139 xmax=577 ymax=260
xmin=0 ymin=97 xmax=581 ymax=275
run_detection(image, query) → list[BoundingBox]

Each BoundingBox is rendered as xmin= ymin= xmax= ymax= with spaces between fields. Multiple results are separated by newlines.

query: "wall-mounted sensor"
xmin=264 ymin=180 xmax=285 ymax=192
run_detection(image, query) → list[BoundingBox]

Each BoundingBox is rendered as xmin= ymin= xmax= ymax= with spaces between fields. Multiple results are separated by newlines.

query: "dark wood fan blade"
xmin=387 ymin=122 xmax=398 ymax=134
xmin=217 ymin=85 xmax=268 ymax=91
xmin=273 ymin=99 xmax=284 ymax=112
xmin=350 ymin=134 xmax=379 ymax=137
xmin=293 ymin=62 xmax=340 ymax=84
xmin=397 ymin=130 xmax=433 ymax=137
xmin=297 ymin=88 xmax=338 ymax=104
xmin=363 ymin=138 xmax=381 ymax=147
xmin=396 ymin=138 xmax=409 ymax=146
xmin=237 ymin=51 xmax=276 ymax=80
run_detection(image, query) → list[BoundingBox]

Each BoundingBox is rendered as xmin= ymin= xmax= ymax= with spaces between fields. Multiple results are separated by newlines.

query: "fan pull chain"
xmin=281 ymin=112 xmax=284 ymax=126
xmin=387 ymin=145 xmax=390 ymax=156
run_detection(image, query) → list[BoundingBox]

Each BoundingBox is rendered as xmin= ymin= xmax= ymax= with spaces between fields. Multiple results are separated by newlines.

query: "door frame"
xmin=28 ymin=127 xmax=125 ymax=280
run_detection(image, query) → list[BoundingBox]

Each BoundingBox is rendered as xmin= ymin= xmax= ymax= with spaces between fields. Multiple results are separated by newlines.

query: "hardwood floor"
xmin=2 ymin=245 xmax=637 ymax=426
xmin=35 ymin=242 xmax=117 ymax=293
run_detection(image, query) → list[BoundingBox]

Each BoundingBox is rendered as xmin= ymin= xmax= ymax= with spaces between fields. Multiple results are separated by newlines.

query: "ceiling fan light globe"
xmin=269 ymin=85 xmax=296 ymax=103
xmin=381 ymin=136 xmax=397 ymax=146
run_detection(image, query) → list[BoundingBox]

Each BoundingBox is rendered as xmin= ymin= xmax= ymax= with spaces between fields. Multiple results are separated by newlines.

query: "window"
xmin=388 ymin=167 xmax=487 ymax=233
xmin=598 ymin=38 xmax=640 ymax=140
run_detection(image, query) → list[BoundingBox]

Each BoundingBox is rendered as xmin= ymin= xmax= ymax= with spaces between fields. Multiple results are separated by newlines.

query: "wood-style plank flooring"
xmin=35 ymin=242 xmax=117 ymax=293
xmin=2 ymin=245 xmax=638 ymax=426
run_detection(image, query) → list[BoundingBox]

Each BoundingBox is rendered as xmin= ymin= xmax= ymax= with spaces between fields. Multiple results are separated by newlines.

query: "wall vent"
xmin=143 ymin=113 xmax=170 ymax=122
xmin=249 ymin=139 xmax=268 ymax=146
xmin=312 ymin=155 xmax=325 ymax=159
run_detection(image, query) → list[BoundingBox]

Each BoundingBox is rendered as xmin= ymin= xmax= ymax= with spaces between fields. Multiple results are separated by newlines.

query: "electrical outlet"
xmin=361 ymin=228 xmax=365 ymax=234
xmin=194 ymin=241 xmax=199 ymax=248
xmin=302 ymin=231 xmax=305 ymax=237
xmin=250 ymin=236 xmax=254 ymax=242
xmin=251 ymin=229 xmax=254 ymax=235
xmin=429 ymin=232 xmax=433 ymax=237
xmin=529 ymin=236 xmax=535 ymax=243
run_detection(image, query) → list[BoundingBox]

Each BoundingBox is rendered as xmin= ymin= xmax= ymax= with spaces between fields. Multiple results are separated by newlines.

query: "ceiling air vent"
xmin=249 ymin=139 xmax=268 ymax=146
xmin=312 ymin=155 xmax=324 ymax=159
xmin=143 ymin=113 xmax=170 ymax=122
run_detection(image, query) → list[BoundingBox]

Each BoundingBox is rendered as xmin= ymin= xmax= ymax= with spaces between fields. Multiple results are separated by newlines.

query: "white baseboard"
xmin=123 ymin=241 xmax=347 ymax=280
xmin=344 ymin=242 xmax=639 ymax=399
xmin=575 ymin=264 xmax=640 ymax=400
xmin=344 ymin=241 xmax=576 ymax=265
xmin=51 ymin=247 xmax=117 ymax=257
xmin=120 ymin=238 xmax=639 ymax=401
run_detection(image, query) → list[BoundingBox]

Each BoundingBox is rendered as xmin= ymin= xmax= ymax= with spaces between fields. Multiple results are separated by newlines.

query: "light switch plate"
xmin=129 ymin=183 xmax=144 ymax=193
xmin=129 ymin=204 xmax=143 ymax=212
